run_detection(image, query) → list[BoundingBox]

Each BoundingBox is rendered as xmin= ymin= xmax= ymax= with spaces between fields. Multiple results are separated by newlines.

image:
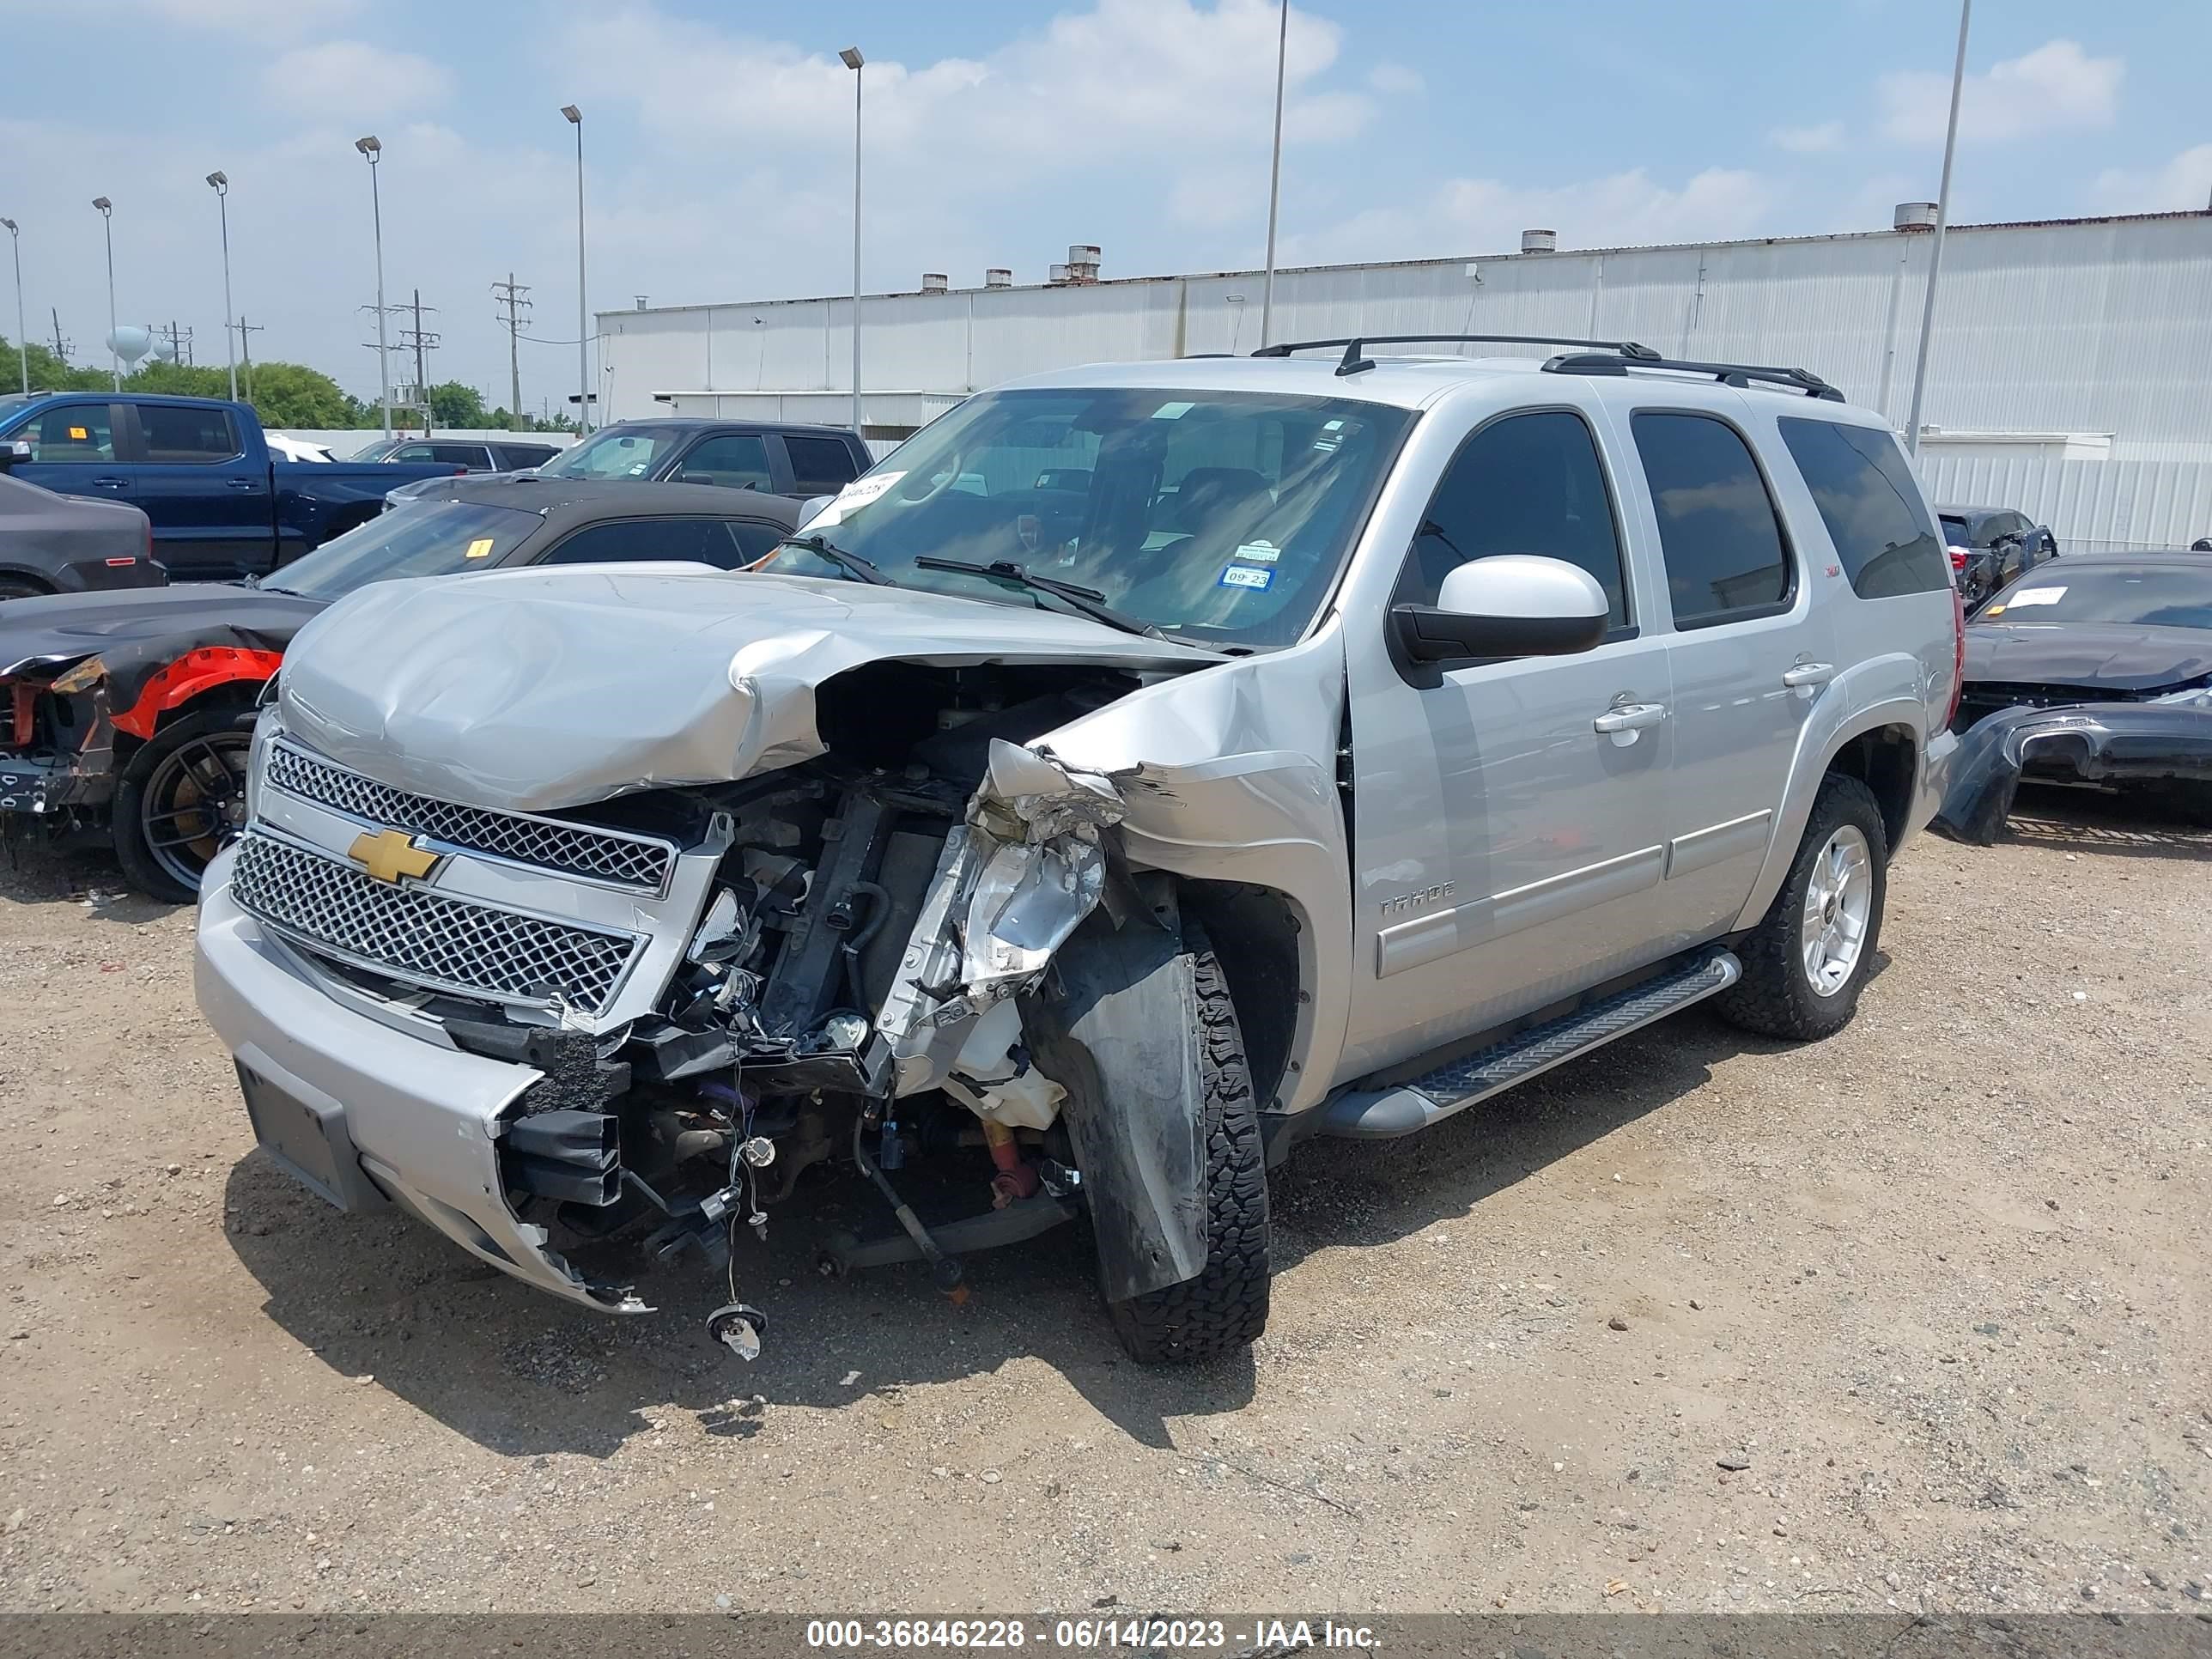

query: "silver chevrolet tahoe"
xmin=194 ymin=336 xmax=1963 ymax=1365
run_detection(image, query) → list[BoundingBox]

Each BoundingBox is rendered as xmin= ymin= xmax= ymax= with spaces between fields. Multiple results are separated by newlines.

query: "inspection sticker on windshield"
xmin=463 ymin=538 xmax=495 ymax=559
xmin=2005 ymin=586 xmax=2067 ymax=607
xmin=1151 ymin=401 xmax=1194 ymax=420
xmin=1219 ymin=564 xmax=1273 ymax=590
xmin=1234 ymin=539 xmax=1281 ymax=564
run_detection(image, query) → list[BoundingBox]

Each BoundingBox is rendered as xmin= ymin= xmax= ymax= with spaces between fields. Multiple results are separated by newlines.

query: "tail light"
xmin=1948 ymin=549 xmax=1967 ymax=572
xmin=1945 ymin=586 xmax=1966 ymax=729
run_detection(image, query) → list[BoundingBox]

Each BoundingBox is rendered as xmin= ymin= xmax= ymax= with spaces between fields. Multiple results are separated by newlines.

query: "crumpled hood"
xmin=0 ymin=585 xmax=323 ymax=678
xmin=277 ymin=565 xmax=1217 ymax=813
xmin=1964 ymin=622 xmax=2212 ymax=694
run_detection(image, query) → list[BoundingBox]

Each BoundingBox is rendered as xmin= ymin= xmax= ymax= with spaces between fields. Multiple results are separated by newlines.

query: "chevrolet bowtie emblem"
xmin=348 ymin=827 xmax=440 ymax=884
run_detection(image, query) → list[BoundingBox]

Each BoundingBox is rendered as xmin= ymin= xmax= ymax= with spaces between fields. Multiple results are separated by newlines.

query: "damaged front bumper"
xmin=0 ymin=747 xmax=112 ymax=818
xmin=1932 ymin=698 xmax=2212 ymax=844
xmin=196 ymin=848 xmax=641 ymax=1311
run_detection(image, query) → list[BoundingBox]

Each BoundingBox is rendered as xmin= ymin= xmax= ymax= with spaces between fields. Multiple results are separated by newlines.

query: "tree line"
xmin=1 ymin=337 xmax=575 ymax=433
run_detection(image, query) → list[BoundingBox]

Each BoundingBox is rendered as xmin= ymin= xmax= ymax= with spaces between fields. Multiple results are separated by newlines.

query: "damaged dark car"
xmin=1936 ymin=552 xmax=2212 ymax=842
xmin=0 ymin=480 xmax=800 ymax=899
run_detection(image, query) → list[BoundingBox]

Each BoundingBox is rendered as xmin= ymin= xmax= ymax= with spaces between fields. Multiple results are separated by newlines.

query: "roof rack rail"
xmin=1542 ymin=350 xmax=1844 ymax=401
xmin=1252 ymin=333 xmax=1661 ymax=377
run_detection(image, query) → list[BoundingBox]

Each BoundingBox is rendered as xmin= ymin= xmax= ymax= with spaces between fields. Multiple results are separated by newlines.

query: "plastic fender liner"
xmin=1932 ymin=701 xmax=2212 ymax=845
xmin=112 ymin=646 xmax=286 ymax=741
xmin=1021 ymin=910 xmax=1207 ymax=1303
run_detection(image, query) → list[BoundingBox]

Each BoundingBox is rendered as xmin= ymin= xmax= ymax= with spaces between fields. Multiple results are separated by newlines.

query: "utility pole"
xmin=492 ymin=273 xmax=532 ymax=430
xmin=51 ymin=307 xmax=68 ymax=360
xmin=236 ymin=314 xmax=264 ymax=404
xmin=1905 ymin=0 xmax=1971 ymax=455
xmin=392 ymin=292 xmax=439 ymax=433
xmin=161 ymin=319 xmax=194 ymax=368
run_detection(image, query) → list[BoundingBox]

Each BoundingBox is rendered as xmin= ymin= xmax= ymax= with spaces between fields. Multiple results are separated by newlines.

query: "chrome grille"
xmin=264 ymin=743 xmax=672 ymax=890
xmin=230 ymin=832 xmax=639 ymax=1014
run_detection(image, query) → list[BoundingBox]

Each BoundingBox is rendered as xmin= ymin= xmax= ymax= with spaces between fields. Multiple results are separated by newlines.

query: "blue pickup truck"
xmin=0 ymin=392 xmax=459 ymax=582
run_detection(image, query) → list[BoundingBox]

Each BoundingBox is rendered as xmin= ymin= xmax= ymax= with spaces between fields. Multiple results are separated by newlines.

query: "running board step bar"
xmin=1316 ymin=949 xmax=1741 ymax=1140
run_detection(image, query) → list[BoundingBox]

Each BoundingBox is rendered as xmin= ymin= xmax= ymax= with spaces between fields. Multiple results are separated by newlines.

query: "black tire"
xmin=0 ymin=579 xmax=51 ymax=603
xmin=1102 ymin=947 xmax=1271 ymax=1364
xmin=112 ymin=708 xmax=254 ymax=902
xmin=1715 ymin=774 xmax=1887 ymax=1042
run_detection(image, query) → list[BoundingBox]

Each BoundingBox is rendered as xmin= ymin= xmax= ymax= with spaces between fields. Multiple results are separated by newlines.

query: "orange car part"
xmin=9 ymin=683 xmax=33 ymax=749
xmin=110 ymin=647 xmax=286 ymax=742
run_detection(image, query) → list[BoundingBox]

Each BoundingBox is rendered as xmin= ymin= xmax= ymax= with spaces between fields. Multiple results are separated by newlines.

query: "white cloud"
xmin=1367 ymin=63 xmax=1425 ymax=97
xmin=1878 ymin=40 xmax=2121 ymax=145
xmin=2095 ymin=143 xmax=2212 ymax=213
xmin=562 ymin=0 xmax=1372 ymax=194
xmin=1285 ymin=167 xmax=1780 ymax=265
xmin=261 ymin=41 xmax=454 ymax=121
xmin=1771 ymin=120 xmax=1845 ymax=155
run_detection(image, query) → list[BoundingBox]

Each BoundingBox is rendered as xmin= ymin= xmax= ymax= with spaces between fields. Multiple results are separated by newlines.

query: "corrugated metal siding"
xmin=1915 ymin=453 xmax=2212 ymax=553
xmin=599 ymin=211 xmax=2212 ymax=465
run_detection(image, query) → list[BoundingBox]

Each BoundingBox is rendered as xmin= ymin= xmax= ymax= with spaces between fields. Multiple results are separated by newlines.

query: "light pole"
xmin=560 ymin=105 xmax=590 ymax=434
xmin=206 ymin=172 xmax=237 ymax=402
xmin=92 ymin=197 xmax=118 ymax=390
xmin=355 ymin=136 xmax=391 ymax=438
xmin=840 ymin=46 xmax=864 ymax=435
xmin=1905 ymin=0 xmax=1971 ymax=456
xmin=1259 ymin=0 xmax=1288 ymax=349
xmin=1 ymin=218 xmax=23 ymax=394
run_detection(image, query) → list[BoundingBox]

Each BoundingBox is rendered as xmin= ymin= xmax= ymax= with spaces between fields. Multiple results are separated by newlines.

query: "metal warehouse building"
xmin=599 ymin=208 xmax=2212 ymax=550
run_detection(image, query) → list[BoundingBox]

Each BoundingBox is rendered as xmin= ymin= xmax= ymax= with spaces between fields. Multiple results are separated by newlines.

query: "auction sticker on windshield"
xmin=808 ymin=471 xmax=907 ymax=530
xmin=2002 ymin=586 xmax=2066 ymax=608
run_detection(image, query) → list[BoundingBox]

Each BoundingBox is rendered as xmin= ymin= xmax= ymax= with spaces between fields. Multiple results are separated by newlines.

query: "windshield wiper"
xmin=780 ymin=532 xmax=895 ymax=586
xmin=913 ymin=557 xmax=1165 ymax=640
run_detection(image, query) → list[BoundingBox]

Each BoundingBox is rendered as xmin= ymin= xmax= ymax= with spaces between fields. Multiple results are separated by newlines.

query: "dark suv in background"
xmin=529 ymin=419 xmax=870 ymax=495
xmin=352 ymin=437 xmax=563 ymax=472
xmin=1938 ymin=504 xmax=2058 ymax=607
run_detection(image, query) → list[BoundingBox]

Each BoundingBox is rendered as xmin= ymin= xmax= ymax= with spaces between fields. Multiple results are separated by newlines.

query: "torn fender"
xmin=1021 ymin=911 xmax=1208 ymax=1302
xmin=1932 ymin=697 xmax=2212 ymax=845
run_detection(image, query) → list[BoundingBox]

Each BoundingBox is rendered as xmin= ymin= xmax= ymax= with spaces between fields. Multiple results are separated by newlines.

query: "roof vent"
xmin=1894 ymin=202 xmax=1939 ymax=232
xmin=1065 ymin=243 xmax=1101 ymax=283
xmin=984 ymin=268 xmax=1012 ymax=289
xmin=921 ymin=272 xmax=949 ymax=294
xmin=1520 ymin=228 xmax=1557 ymax=253
xmin=1048 ymin=263 xmax=1072 ymax=284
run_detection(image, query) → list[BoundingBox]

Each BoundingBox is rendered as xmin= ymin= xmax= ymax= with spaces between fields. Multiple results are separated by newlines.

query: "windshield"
xmin=763 ymin=387 xmax=1412 ymax=648
xmin=349 ymin=439 xmax=399 ymax=462
xmin=264 ymin=499 xmax=539 ymax=600
xmin=535 ymin=426 xmax=680 ymax=479
xmin=1978 ymin=563 xmax=2212 ymax=630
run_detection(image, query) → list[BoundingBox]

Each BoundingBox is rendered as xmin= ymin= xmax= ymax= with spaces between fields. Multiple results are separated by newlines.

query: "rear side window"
xmin=429 ymin=443 xmax=489 ymax=469
xmin=1632 ymin=412 xmax=1791 ymax=628
xmin=540 ymin=517 xmax=745 ymax=568
xmin=495 ymin=444 xmax=559 ymax=469
xmin=1400 ymin=410 xmax=1629 ymax=627
xmin=674 ymin=434 xmax=773 ymax=491
xmin=139 ymin=404 xmax=240 ymax=464
xmin=784 ymin=434 xmax=860 ymax=495
xmin=1776 ymin=417 xmax=1948 ymax=599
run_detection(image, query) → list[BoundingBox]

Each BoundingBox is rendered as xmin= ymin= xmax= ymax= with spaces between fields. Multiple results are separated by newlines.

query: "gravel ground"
xmin=0 ymin=791 xmax=2207 ymax=1619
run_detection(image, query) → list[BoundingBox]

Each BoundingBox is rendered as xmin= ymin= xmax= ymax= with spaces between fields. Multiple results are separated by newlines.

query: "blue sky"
xmin=4 ymin=0 xmax=2207 ymax=411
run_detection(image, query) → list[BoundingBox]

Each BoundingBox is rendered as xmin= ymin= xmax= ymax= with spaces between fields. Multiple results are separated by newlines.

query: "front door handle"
xmin=89 ymin=476 xmax=129 ymax=489
xmin=224 ymin=477 xmax=258 ymax=490
xmin=1593 ymin=701 xmax=1668 ymax=745
xmin=1782 ymin=661 xmax=1836 ymax=696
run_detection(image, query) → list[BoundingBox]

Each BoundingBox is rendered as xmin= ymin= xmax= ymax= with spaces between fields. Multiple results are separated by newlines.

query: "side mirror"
xmin=1390 ymin=555 xmax=1609 ymax=664
xmin=0 ymin=438 xmax=30 ymax=473
xmin=794 ymin=494 xmax=835 ymax=530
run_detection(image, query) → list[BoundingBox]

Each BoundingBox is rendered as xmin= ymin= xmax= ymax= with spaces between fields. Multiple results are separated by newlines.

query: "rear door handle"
xmin=1593 ymin=701 xmax=1668 ymax=744
xmin=1782 ymin=661 xmax=1836 ymax=696
xmin=90 ymin=476 xmax=129 ymax=489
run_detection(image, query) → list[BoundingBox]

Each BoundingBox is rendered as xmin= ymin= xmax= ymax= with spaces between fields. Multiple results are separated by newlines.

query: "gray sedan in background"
xmin=0 ymin=471 xmax=161 ymax=601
